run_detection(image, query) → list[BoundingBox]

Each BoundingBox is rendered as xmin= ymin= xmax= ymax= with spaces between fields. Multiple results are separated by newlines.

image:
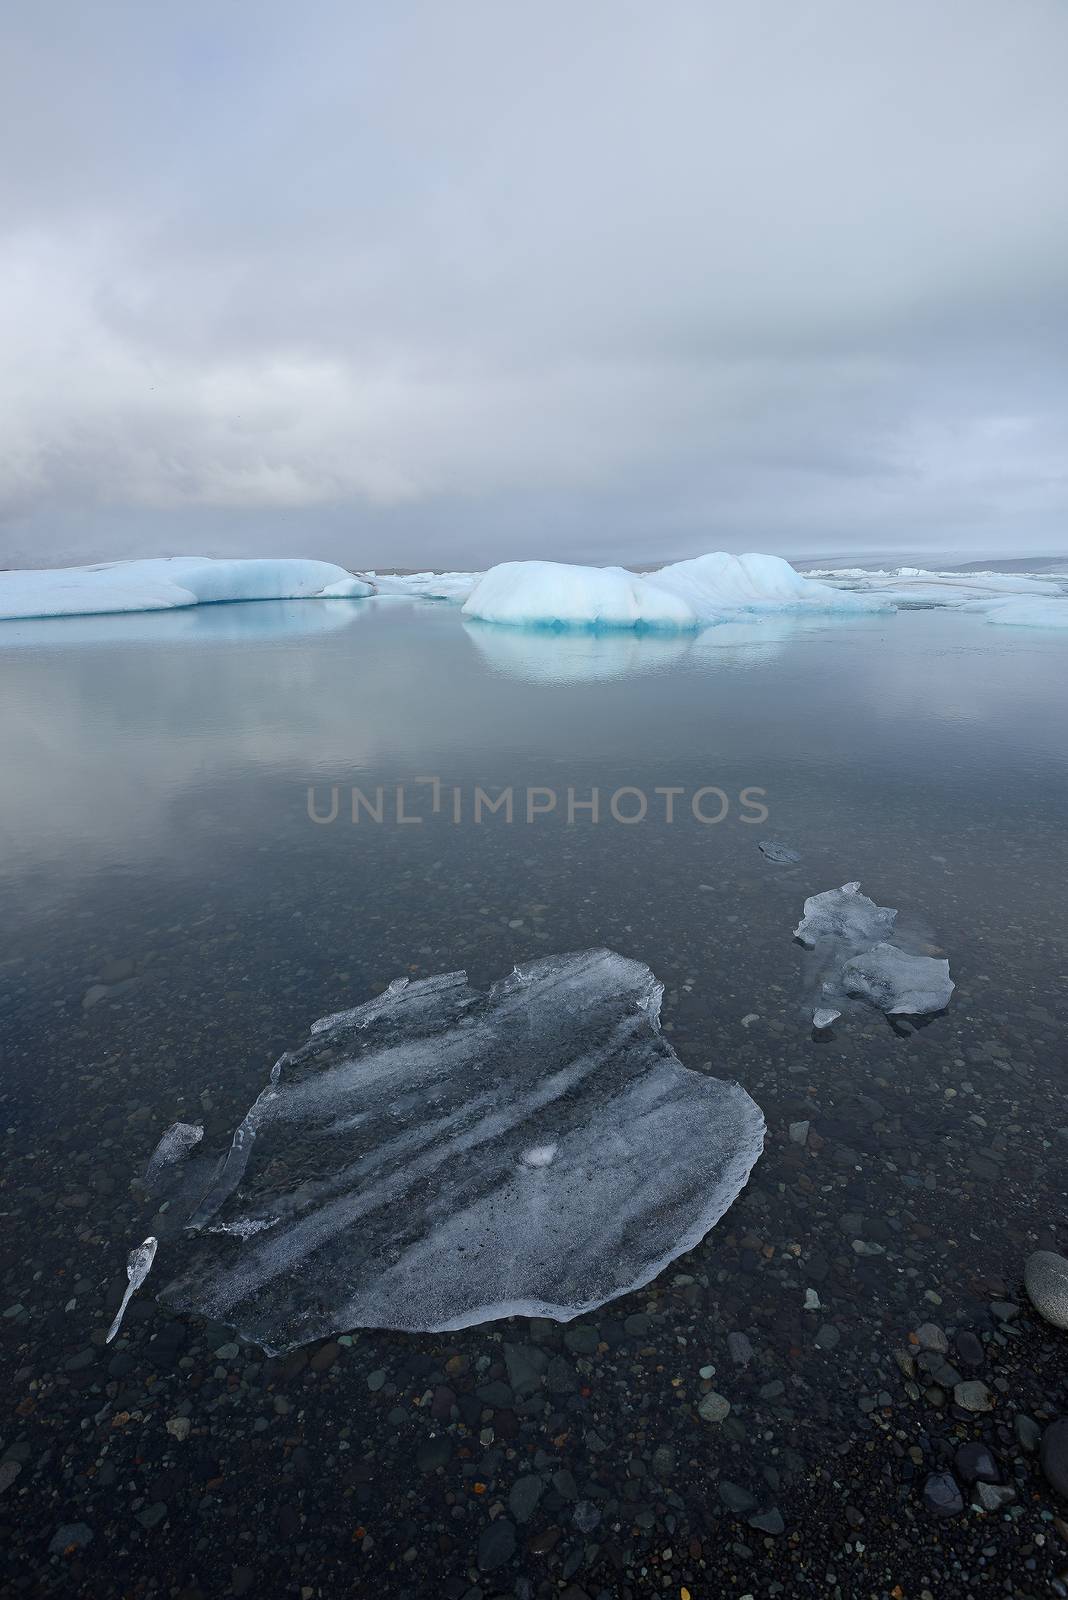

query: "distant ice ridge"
xmin=807 ymin=565 xmax=1068 ymax=621
xmin=462 ymin=553 xmax=892 ymax=630
xmin=0 ymin=557 xmax=376 ymax=621
xmin=794 ymin=882 xmax=953 ymax=1026
xmin=365 ymin=570 xmax=479 ymax=600
xmin=158 ymin=949 xmax=765 ymax=1350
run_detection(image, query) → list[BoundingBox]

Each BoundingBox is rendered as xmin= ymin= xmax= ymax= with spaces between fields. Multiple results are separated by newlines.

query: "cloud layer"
xmin=3 ymin=0 xmax=1067 ymax=566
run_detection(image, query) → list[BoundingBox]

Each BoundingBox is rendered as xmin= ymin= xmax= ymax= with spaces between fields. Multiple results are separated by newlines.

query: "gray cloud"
xmin=2 ymin=0 xmax=1067 ymax=568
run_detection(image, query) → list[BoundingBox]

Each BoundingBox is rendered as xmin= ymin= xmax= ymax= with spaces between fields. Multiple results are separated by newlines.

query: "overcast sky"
xmin=2 ymin=0 xmax=1067 ymax=570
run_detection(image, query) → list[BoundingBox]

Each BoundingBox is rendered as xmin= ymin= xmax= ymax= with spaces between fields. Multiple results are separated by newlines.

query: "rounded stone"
xmin=477 ymin=1517 xmax=517 ymax=1571
xmin=1040 ymin=1418 xmax=1068 ymax=1499
xmin=698 ymin=1390 xmax=731 ymax=1423
xmin=923 ymin=1471 xmax=963 ymax=1518
xmin=1024 ymin=1251 xmax=1068 ymax=1330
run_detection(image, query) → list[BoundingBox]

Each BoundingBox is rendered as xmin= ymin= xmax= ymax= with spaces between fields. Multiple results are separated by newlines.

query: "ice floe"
xmin=795 ymin=882 xmax=953 ymax=1025
xmin=462 ymin=553 xmax=891 ymax=630
xmin=159 ymin=949 xmax=765 ymax=1349
xmin=840 ymin=943 xmax=954 ymax=1016
xmin=794 ymin=882 xmax=898 ymax=948
xmin=0 ymin=557 xmax=376 ymax=622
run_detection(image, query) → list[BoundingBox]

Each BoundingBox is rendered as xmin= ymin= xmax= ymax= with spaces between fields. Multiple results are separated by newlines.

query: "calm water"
xmin=2 ymin=597 xmax=1067 ymax=1594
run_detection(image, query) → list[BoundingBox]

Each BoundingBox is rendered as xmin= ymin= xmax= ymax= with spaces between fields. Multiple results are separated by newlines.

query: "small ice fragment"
xmin=759 ymin=841 xmax=801 ymax=864
xmin=794 ymin=882 xmax=897 ymax=948
xmin=812 ymin=1007 xmax=841 ymax=1029
xmin=519 ymin=1144 xmax=558 ymax=1168
xmin=105 ymin=1236 xmax=158 ymax=1344
xmin=144 ymin=1122 xmax=203 ymax=1190
xmin=840 ymin=943 xmax=954 ymax=1016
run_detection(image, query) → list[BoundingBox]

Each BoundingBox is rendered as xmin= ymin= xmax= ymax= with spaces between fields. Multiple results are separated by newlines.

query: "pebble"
xmin=697 ymin=1391 xmax=731 ymax=1423
xmin=477 ymin=1517 xmax=516 ymax=1571
xmin=914 ymin=1323 xmax=948 ymax=1353
xmin=748 ymin=1507 xmax=785 ymax=1535
xmin=165 ymin=1417 xmax=191 ymax=1442
xmin=923 ymin=1472 xmax=964 ymax=1518
xmin=1024 ymin=1250 xmax=1068 ymax=1330
xmin=719 ymin=1481 xmax=757 ymax=1513
xmin=954 ymin=1380 xmax=994 ymax=1412
xmin=955 ymin=1442 xmax=999 ymax=1484
xmin=508 ymin=1475 xmax=543 ymax=1524
xmin=727 ymin=1332 xmax=753 ymax=1367
xmin=788 ymin=1121 xmax=810 ymax=1146
xmin=1041 ymin=1419 xmax=1068 ymax=1499
xmin=49 ymin=1523 xmax=94 ymax=1555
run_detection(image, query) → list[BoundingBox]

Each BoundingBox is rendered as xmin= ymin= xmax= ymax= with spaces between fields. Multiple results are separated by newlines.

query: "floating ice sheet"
xmin=160 ymin=949 xmax=764 ymax=1351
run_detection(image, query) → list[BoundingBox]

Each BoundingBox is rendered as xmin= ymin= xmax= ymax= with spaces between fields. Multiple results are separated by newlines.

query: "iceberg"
xmin=0 ymin=557 xmax=376 ymax=622
xmin=461 ymin=560 xmax=697 ymax=630
xmin=462 ymin=552 xmax=892 ymax=630
xmin=159 ymin=949 xmax=765 ymax=1350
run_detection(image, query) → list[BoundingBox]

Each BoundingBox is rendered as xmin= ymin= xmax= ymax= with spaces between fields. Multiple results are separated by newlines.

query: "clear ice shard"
xmin=144 ymin=1122 xmax=204 ymax=1191
xmin=106 ymin=1236 xmax=158 ymax=1344
xmin=840 ymin=943 xmax=954 ymax=1016
xmin=794 ymin=882 xmax=897 ymax=948
xmin=812 ymin=1007 xmax=841 ymax=1029
xmin=160 ymin=949 xmax=765 ymax=1351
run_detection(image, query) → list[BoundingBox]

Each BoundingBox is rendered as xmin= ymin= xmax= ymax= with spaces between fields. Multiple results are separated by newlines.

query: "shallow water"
xmin=2 ymin=598 xmax=1067 ymax=1595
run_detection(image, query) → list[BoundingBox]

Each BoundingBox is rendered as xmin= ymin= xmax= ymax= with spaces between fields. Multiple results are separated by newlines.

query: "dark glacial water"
xmin=2 ymin=597 xmax=1067 ymax=1597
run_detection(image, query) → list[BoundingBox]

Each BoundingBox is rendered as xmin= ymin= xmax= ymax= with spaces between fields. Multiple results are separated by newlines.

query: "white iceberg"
xmin=461 ymin=560 xmax=698 ymax=630
xmin=159 ymin=949 xmax=765 ymax=1350
xmin=0 ymin=557 xmax=376 ymax=622
xmin=462 ymin=552 xmax=892 ymax=630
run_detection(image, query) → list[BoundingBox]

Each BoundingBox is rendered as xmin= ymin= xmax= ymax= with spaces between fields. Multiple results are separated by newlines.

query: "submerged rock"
xmin=160 ymin=949 xmax=765 ymax=1350
xmin=1024 ymin=1250 xmax=1068 ymax=1330
xmin=758 ymin=841 xmax=801 ymax=864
